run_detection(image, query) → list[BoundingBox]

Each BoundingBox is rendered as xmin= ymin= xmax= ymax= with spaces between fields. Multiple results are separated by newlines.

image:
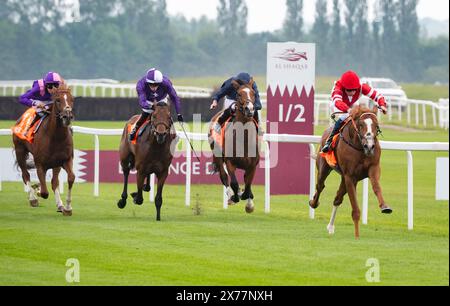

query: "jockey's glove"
xmin=177 ymin=114 xmax=184 ymax=122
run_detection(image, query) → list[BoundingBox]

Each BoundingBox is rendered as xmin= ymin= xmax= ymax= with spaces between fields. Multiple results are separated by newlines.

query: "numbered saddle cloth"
xmin=12 ymin=109 xmax=42 ymax=143
xmin=127 ymin=119 xmax=150 ymax=145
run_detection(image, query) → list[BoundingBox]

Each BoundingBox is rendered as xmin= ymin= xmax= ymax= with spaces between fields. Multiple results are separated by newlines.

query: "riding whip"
xmin=178 ymin=121 xmax=201 ymax=163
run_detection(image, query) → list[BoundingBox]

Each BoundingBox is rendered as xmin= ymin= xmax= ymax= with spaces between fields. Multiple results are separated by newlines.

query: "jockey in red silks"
xmin=18 ymin=72 xmax=63 ymax=133
xmin=321 ymin=70 xmax=388 ymax=153
xmin=129 ymin=68 xmax=183 ymax=141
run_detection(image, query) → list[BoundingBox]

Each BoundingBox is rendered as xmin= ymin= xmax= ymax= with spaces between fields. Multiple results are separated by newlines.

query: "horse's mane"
xmin=51 ymin=83 xmax=72 ymax=98
xmin=350 ymin=105 xmax=376 ymax=120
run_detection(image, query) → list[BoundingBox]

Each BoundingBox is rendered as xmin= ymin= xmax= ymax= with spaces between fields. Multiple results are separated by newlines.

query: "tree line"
xmin=0 ymin=0 xmax=448 ymax=83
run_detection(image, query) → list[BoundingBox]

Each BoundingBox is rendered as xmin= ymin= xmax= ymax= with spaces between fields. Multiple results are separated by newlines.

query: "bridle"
xmin=51 ymin=90 xmax=74 ymax=121
xmin=150 ymin=110 xmax=172 ymax=136
xmin=341 ymin=112 xmax=381 ymax=152
xmin=235 ymin=86 xmax=255 ymax=116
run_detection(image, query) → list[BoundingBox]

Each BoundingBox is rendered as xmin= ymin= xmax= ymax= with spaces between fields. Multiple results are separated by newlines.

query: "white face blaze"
xmin=364 ymin=118 xmax=374 ymax=147
xmin=242 ymin=88 xmax=254 ymax=111
xmin=63 ymin=94 xmax=69 ymax=109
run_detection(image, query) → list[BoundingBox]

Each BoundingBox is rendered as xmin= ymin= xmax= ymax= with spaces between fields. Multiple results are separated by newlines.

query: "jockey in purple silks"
xmin=129 ymin=68 xmax=183 ymax=141
xmin=18 ymin=72 xmax=63 ymax=133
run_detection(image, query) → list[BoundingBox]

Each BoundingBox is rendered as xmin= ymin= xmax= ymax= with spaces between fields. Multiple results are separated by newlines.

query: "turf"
xmin=0 ymin=137 xmax=448 ymax=285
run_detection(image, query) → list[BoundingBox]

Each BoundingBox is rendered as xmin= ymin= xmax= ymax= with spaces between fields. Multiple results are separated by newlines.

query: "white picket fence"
xmin=2 ymin=80 xmax=447 ymax=129
xmin=0 ymin=79 xmax=213 ymax=99
xmin=0 ymin=127 xmax=448 ymax=230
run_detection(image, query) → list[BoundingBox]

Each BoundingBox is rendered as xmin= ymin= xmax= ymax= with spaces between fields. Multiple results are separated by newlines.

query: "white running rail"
xmin=0 ymin=127 xmax=448 ymax=230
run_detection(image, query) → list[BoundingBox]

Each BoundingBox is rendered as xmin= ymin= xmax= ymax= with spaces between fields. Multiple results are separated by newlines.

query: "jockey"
xmin=210 ymin=72 xmax=262 ymax=133
xmin=321 ymin=70 xmax=388 ymax=153
xmin=18 ymin=72 xmax=63 ymax=133
xmin=129 ymin=68 xmax=183 ymax=141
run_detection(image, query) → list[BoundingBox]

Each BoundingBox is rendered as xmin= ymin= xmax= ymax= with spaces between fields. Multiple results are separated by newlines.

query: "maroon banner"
xmin=78 ymin=151 xmax=266 ymax=185
xmin=267 ymin=86 xmax=314 ymax=195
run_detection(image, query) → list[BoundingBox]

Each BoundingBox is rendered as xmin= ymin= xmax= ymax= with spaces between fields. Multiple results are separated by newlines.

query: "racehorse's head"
xmin=232 ymin=79 xmax=256 ymax=119
xmin=350 ymin=106 xmax=381 ymax=156
xmin=151 ymin=102 xmax=172 ymax=144
xmin=50 ymin=83 xmax=74 ymax=127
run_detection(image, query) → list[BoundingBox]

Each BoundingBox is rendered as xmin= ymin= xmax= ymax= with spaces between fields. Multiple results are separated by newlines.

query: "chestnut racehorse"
xmin=117 ymin=102 xmax=177 ymax=221
xmin=209 ymin=79 xmax=260 ymax=213
xmin=310 ymin=105 xmax=392 ymax=238
xmin=13 ymin=83 xmax=75 ymax=215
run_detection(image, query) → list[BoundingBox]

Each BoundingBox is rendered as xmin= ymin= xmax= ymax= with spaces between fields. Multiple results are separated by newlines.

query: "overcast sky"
xmin=166 ymin=0 xmax=450 ymax=33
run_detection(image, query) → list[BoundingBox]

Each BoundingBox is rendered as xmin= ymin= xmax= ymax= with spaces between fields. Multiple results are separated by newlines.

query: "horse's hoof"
xmin=245 ymin=205 xmax=255 ymax=213
xmin=62 ymin=208 xmax=72 ymax=216
xmin=117 ymin=199 xmax=127 ymax=209
xmin=40 ymin=192 xmax=49 ymax=199
xmin=309 ymin=200 xmax=318 ymax=209
xmin=133 ymin=197 xmax=143 ymax=205
xmin=327 ymin=224 xmax=335 ymax=235
xmin=131 ymin=192 xmax=137 ymax=198
xmin=30 ymin=199 xmax=39 ymax=207
xmin=231 ymin=195 xmax=240 ymax=204
xmin=57 ymin=205 xmax=63 ymax=213
xmin=143 ymin=185 xmax=151 ymax=192
xmin=381 ymin=206 xmax=393 ymax=214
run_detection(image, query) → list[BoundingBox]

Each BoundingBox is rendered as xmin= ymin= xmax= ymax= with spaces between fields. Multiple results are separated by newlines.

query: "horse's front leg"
xmin=368 ymin=165 xmax=392 ymax=214
xmin=241 ymin=166 xmax=257 ymax=213
xmin=155 ymin=170 xmax=169 ymax=221
xmin=36 ymin=165 xmax=49 ymax=199
xmin=225 ymin=161 xmax=240 ymax=204
xmin=132 ymin=170 xmax=145 ymax=205
xmin=62 ymin=159 xmax=75 ymax=216
xmin=51 ymin=167 xmax=64 ymax=213
xmin=344 ymin=175 xmax=360 ymax=239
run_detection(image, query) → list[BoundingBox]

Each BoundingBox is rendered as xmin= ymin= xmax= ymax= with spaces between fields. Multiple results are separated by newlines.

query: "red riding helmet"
xmin=340 ymin=70 xmax=360 ymax=90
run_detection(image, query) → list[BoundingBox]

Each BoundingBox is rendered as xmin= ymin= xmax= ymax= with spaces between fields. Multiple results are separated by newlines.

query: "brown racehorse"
xmin=13 ymin=83 xmax=75 ymax=216
xmin=310 ymin=105 xmax=392 ymax=239
xmin=117 ymin=102 xmax=177 ymax=221
xmin=209 ymin=79 xmax=260 ymax=213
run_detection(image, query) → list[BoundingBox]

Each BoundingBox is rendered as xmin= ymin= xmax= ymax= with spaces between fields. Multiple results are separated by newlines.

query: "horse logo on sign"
xmin=274 ymin=48 xmax=308 ymax=62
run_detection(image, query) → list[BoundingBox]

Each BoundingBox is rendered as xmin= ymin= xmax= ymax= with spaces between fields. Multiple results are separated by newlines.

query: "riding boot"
xmin=321 ymin=118 xmax=344 ymax=153
xmin=214 ymin=106 xmax=233 ymax=134
xmin=23 ymin=113 xmax=42 ymax=136
xmin=129 ymin=112 xmax=150 ymax=141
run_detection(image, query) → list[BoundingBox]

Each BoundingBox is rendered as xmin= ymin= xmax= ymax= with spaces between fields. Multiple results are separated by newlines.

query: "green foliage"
xmin=283 ymin=0 xmax=304 ymax=41
xmin=0 ymin=0 xmax=447 ymax=83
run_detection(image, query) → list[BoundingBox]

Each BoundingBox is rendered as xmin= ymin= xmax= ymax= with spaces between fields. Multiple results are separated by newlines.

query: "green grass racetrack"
xmin=0 ymin=121 xmax=448 ymax=285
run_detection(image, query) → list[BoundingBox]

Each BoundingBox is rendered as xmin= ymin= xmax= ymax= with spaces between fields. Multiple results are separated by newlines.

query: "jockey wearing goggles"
xmin=18 ymin=72 xmax=64 ymax=134
xmin=129 ymin=68 xmax=183 ymax=141
xmin=210 ymin=72 xmax=262 ymax=134
xmin=321 ymin=70 xmax=388 ymax=153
